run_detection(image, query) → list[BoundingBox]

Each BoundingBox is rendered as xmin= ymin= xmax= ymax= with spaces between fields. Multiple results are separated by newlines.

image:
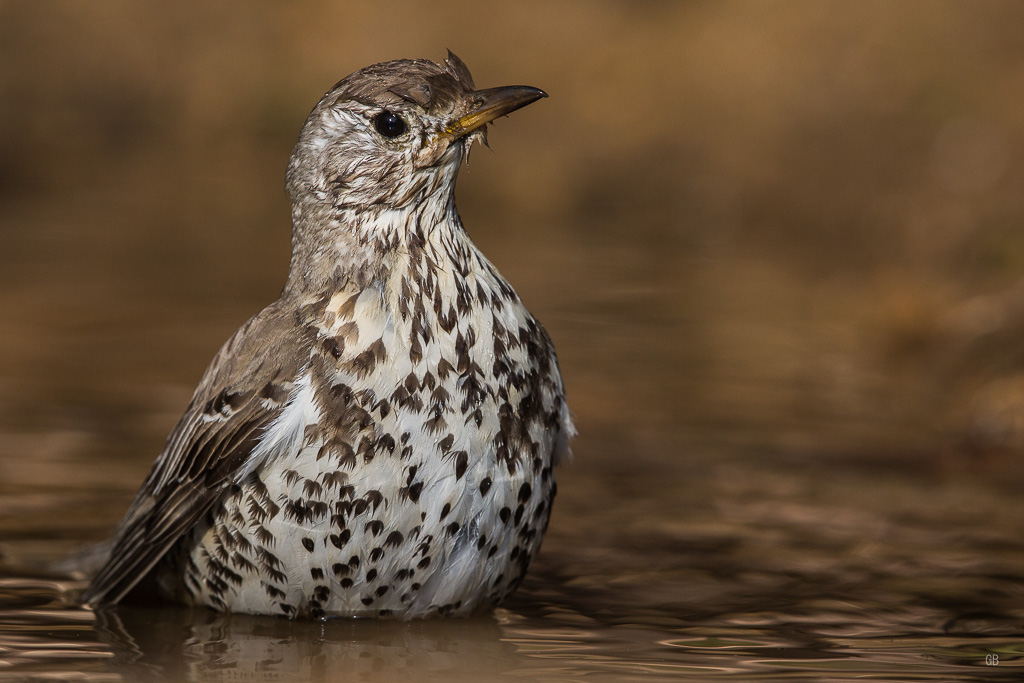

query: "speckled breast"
xmin=173 ymin=257 xmax=565 ymax=618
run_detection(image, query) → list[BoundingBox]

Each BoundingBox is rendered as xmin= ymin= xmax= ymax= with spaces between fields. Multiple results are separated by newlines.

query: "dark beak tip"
xmin=515 ymin=87 xmax=547 ymax=111
xmin=524 ymin=86 xmax=548 ymax=101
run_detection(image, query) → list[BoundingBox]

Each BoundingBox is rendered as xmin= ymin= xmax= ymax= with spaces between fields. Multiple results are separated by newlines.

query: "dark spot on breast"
xmin=332 ymin=563 xmax=350 ymax=577
xmin=384 ymin=531 xmax=404 ymax=547
xmin=480 ymin=477 xmax=492 ymax=495
xmin=333 ymin=502 xmax=352 ymax=525
xmin=421 ymin=371 xmax=436 ymax=390
xmin=311 ymin=567 xmax=324 ymax=580
xmin=425 ymin=412 xmax=447 ymax=434
xmin=499 ymin=507 xmax=511 ymax=524
xmin=376 ymin=433 xmax=396 ymax=455
xmin=370 ymin=547 xmax=384 ymax=562
xmin=404 ymin=372 xmax=420 ymax=393
xmin=392 ymin=385 xmax=410 ymax=405
xmin=439 ymin=503 xmax=451 ymax=520
xmin=430 ymin=385 xmax=450 ymax=406
xmin=364 ymin=489 xmax=384 ymax=511
xmin=367 ymin=568 xmax=378 ymax=582
xmin=518 ymin=483 xmax=532 ymax=503
xmin=335 ymin=321 xmax=358 ymax=345
xmin=417 ymin=556 xmax=431 ymax=569
xmin=317 ymin=439 xmax=356 ymax=468
xmin=255 ymin=525 xmax=274 ymax=546
xmin=347 ymin=338 xmax=387 ymax=377
xmin=232 ymin=555 xmax=256 ymax=574
xmin=256 ymin=547 xmax=281 ymax=568
xmin=303 ymin=479 xmax=323 ymax=498
xmin=321 ymin=337 xmax=343 ymax=359
xmin=454 ymin=451 xmax=468 ymax=480
xmin=301 ymin=537 xmax=315 ymax=552
xmin=285 ymin=499 xmax=312 ymax=524
xmin=330 ymin=530 xmax=350 ymax=548
xmin=439 ymin=307 xmax=457 ymax=333
xmin=321 ymin=470 xmax=349 ymax=491
xmin=308 ymin=500 xmax=329 ymax=520
xmin=493 ymin=334 xmax=507 ymax=359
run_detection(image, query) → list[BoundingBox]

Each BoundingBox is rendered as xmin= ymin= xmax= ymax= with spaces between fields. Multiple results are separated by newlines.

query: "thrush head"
xmin=285 ymin=51 xmax=546 ymax=213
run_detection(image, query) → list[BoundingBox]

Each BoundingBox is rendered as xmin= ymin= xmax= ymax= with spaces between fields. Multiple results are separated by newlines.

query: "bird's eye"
xmin=373 ymin=110 xmax=407 ymax=138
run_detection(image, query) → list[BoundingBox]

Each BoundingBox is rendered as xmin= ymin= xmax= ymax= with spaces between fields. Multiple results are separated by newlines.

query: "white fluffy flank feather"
xmin=236 ymin=369 xmax=319 ymax=482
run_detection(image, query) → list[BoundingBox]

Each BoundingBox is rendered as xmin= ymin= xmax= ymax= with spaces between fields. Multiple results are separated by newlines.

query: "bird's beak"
xmin=444 ymin=86 xmax=547 ymax=140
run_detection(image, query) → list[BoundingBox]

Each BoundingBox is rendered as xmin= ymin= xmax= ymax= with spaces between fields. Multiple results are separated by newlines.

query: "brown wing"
xmin=81 ymin=301 xmax=315 ymax=606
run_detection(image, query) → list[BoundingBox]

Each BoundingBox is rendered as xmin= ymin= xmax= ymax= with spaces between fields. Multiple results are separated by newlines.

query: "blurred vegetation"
xmin=2 ymin=0 xmax=1024 ymax=485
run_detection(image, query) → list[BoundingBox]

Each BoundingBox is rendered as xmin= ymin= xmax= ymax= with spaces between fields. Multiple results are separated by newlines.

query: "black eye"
xmin=373 ymin=110 xmax=407 ymax=138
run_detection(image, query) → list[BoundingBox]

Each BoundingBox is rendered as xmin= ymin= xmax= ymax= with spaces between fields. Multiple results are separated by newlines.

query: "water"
xmin=4 ymin=2 xmax=1024 ymax=679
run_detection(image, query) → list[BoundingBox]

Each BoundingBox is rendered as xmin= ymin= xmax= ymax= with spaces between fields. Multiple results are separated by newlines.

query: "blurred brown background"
xmin=3 ymin=0 xmax=1024 ymax=504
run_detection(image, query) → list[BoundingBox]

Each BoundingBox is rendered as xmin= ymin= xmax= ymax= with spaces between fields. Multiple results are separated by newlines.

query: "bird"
xmin=80 ymin=52 xmax=573 ymax=619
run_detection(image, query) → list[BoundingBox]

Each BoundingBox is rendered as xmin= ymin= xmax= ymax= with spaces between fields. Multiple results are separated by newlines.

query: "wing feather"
xmin=81 ymin=399 xmax=277 ymax=605
xmin=82 ymin=300 xmax=317 ymax=606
